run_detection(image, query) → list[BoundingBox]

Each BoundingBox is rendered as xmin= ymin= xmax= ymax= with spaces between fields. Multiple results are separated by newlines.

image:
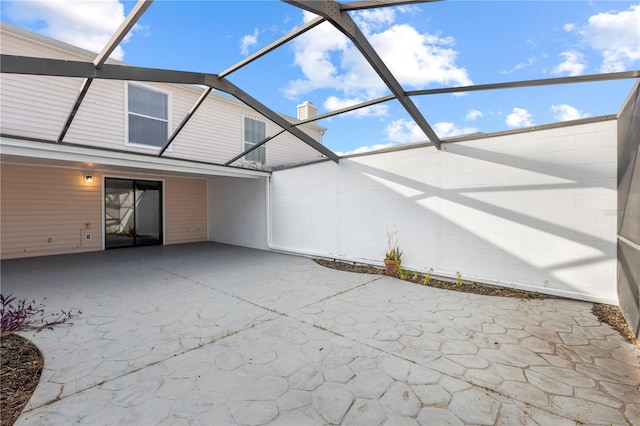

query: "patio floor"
xmin=2 ymin=242 xmax=638 ymax=425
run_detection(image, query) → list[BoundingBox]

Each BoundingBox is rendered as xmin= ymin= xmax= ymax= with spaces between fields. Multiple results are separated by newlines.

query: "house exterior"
xmin=0 ymin=22 xmax=325 ymax=259
xmin=1 ymin=22 xmax=638 ymax=337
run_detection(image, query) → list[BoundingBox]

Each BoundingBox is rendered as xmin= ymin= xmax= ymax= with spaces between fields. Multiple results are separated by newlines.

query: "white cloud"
xmin=285 ymin=10 xmax=472 ymax=108
xmin=336 ymin=143 xmax=395 ymax=156
xmin=323 ymin=96 xmax=389 ymax=118
xmin=384 ymin=118 xmax=476 ymax=143
xmin=514 ymin=56 xmax=537 ymax=70
xmin=465 ymin=109 xmax=483 ymax=121
xmin=385 ymin=119 xmax=426 ymax=143
xmin=501 ymin=56 xmax=538 ymax=74
xmin=284 ymin=12 xmax=350 ymax=99
xmin=369 ymin=24 xmax=472 ymax=88
xmin=353 ymin=8 xmax=396 ymax=34
xmin=580 ymin=4 xmax=640 ymax=72
xmin=564 ymin=23 xmax=576 ymax=32
xmin=433 ymin=122 xmax=478 ymax=138
xmin=552 ymin=51 xmax=586 ymax=76
xmin=551 ymin=104 xmax=590 ymax=121
xmin=3 ymin=0 xmax=132 ymax=60
xmin=240 ymin=28 xmax=259 ymax=55
xmin=506 ymin=108 xmax=533 ymax=128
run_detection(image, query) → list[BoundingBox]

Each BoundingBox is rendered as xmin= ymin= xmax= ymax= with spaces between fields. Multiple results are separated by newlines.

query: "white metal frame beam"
xmin=224 ymin=130 xmax=287 ymax=166
xmin=57 ymin=0 xmax=152 ymax=143
xmin=207 ymin=74 xmax=339 ymax=162
xmin=160 ymin=16 xmax=327 ymax=156
xmin=406 ymin=70 xmax=640 ymax=96
xmin=219 ymin=16 xmax=325 ymax=78
xmin=294 ymin=71 xmax=640 ymax=126
xmin=4 ymin=0 xmax=639 ymax=166
xmin=0 ymin=54 xmax=339 ymax=163
xmin=94 ymin=1 xmax=153 ymax=68
xmin=283 ymin=0 xmax=443 ymax=149
xmin=158 ymin=87 xmax=211 ymax=156
xmin=0 ymin=55 xmax=206 ymax=83
xmin=340 ymin=0 xmax=439 ymax=11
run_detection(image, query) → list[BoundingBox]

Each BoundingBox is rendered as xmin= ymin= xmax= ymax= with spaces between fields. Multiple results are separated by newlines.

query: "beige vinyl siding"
xmin=0 ymin=74 xmax=84 ymax=141
xmin=1 ymin=164 xmax=102 ymax=259
xmin=172 ymin=97 xmax=325 ymax=168
xmin=66 ymin=81 xmax=198 ymax=154
xmin=1 ymin=164 xmax=208 ymax=258
xmin=164 ymin=177 xmax=207 ymax=244
xmin=268 ymin=126 xmax=325 ymax=167
xmin=64 ymin=79 xmax=125 ymax=146
xmin=0 ymin=25 xmax=94 ymax=141
xmin=1 ymin=24 xmax=327 ymax=167
xmin=169 ymin=94 xmax=246 ymax=164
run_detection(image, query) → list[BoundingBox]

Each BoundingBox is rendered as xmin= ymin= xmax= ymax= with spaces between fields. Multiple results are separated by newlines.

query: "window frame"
xmin=241 ymin=114 xmax=268 ymax=165
xmin=124 ymin=82 xmax=172 ymax=151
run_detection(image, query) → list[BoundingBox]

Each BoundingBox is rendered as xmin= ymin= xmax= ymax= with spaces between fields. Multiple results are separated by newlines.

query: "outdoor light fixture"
xmin=84 ymin=175 xmax=94 ymax=183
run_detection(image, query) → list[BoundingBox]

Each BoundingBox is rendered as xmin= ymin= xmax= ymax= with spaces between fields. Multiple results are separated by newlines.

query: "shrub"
xmin=1 ymin=293 xmax=81 ymax=333
xmin=456 ymin=272 xmax=463 ymax=286
xmin=422 ymin=268 xmax=433 ymax=285
xmin=397 ymin=266 xmax=408 ymax=280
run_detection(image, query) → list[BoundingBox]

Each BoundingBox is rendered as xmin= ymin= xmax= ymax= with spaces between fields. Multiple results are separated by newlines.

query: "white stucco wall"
xmin=208 ymin=176 xmax=269 ymax=250
xmin=269 ymin=119 xmax=618 ymax=304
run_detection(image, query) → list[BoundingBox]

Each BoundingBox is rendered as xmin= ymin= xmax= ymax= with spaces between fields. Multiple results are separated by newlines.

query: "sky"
xmin=1 ymin=0 xmax=639 ymax=155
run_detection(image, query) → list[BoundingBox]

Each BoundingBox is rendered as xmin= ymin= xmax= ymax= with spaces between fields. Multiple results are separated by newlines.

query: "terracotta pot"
xmin=384 ymin=259 xmax=401 ymax=277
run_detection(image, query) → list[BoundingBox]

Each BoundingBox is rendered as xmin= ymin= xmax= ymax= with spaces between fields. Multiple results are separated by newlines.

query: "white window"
xmin=126 ymin=83 xmax=170 ymax=149
xmin=243 ymin=116 xmax=266 ymax=164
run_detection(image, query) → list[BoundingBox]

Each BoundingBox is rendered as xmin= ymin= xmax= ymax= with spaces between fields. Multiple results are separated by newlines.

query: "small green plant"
xmin=411 ymin=272 xmax=419 ymax=282
xmin=456 ymin=271 xmax=463 ymax=286
xmin=1 ymin=293 xmax=81 ymax=333
xmin=397 ymin=266 xmax=408 ymax=280
xmin=422 ymin=268 xmax=433 ymax=285
xmin=385 ymin=247 xmax=402 ymax=261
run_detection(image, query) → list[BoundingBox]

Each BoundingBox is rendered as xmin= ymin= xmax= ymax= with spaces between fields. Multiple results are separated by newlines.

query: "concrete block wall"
xmin=617 ymin=81 xmax=640 ymax=338
xmin=270 ymin=119 xmax=618 ymax=304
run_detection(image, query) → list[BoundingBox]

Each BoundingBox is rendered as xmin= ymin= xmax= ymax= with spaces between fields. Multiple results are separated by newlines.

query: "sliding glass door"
xmin=105 ymin=178 xmax=163 ymax=249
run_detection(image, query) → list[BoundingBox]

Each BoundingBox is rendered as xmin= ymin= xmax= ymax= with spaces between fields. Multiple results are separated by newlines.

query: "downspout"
xmin=266 ymin=174 xmax=273 ymax=249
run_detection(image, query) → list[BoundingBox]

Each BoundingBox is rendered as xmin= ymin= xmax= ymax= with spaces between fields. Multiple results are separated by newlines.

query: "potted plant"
xmin=384 ymin=229 xmax=402 ymax=277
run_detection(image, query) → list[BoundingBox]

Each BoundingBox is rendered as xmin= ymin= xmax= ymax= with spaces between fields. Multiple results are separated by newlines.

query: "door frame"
xmin=102 ymin=175 xmax=166 ymax=249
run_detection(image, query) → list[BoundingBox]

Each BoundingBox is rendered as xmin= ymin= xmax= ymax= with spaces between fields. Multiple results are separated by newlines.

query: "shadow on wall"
xmin=270 ymin=122 xmax=618 ymax=303
xmin=349 ymin=156 xmax=612 ymax=298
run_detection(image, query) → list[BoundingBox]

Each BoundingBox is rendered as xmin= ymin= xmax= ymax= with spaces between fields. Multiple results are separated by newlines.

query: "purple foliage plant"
xmin=1 ymin=293 xmax=81 ymax=333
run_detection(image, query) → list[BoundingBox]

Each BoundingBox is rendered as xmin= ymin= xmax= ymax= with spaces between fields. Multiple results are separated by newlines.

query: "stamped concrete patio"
xmin=2 ymin=242 xmax=638 ymax=425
